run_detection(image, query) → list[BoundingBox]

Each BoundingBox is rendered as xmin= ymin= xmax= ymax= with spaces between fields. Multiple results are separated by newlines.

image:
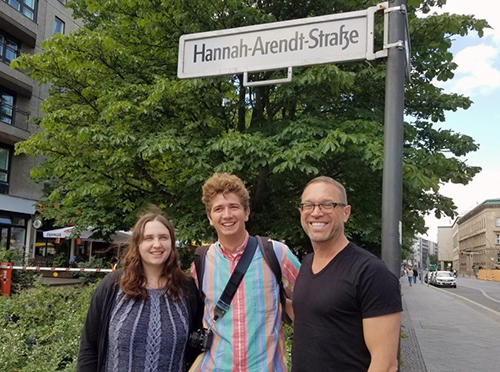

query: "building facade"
xmin=410 ymin=237 xmax=437 ymax=270
xmin=456 ymin=199 xmax=500 ymax=275
xmin=1 ymin=0 xmax=80 ymax=256
xmin=437 ymin=225 xmax=454 ymax=271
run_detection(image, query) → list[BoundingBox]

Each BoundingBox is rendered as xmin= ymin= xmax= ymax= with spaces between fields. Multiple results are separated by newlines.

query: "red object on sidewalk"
xmin=1 ymin=262 xmax=12 ymax=297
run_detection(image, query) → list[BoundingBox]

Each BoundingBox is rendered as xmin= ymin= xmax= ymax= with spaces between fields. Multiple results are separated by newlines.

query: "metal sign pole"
xmin=381 ymin=0 xmax=406 ymax=277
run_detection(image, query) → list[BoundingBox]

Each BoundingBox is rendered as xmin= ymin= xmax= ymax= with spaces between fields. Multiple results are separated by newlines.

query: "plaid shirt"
xmin=190 ymin=233 xmax=300 ymax=372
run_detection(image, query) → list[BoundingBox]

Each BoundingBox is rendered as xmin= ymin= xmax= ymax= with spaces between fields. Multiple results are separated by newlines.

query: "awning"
xmin=0 ymin=194 xmax=36 ymax=215
xmin=43 ymin=226 xmax=78 ymax=238
xmin=43 ymin=226 xmax=131 ymax=243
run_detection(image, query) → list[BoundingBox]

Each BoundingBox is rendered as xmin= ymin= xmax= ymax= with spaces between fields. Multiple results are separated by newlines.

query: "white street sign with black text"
xmin=178 ymin=5 xmax=383 ymax=79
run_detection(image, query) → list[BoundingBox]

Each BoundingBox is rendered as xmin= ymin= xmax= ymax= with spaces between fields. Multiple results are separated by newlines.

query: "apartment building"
xmin=1 ymin=0 xmax=80 ymax=255
xmin=410 ymin=237 xmax=437 ymax=270
xmin=456 ymin=199 xmax=500 ymax=274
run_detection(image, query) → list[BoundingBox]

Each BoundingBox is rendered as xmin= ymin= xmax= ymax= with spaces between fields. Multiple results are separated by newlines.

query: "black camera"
xmin=189 ymin=328 xmax=213 ymax=352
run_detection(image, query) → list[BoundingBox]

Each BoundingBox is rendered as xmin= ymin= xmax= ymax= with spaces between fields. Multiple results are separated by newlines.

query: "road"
xmin=401 ymin=276 xmax=500 ymax=372
xmin=440 ymin=276 xmax=500 ymax=313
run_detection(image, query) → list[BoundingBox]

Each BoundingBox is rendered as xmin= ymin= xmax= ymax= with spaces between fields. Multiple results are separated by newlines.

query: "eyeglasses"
xmin=298 ymin=202 xmax=346 ymax=213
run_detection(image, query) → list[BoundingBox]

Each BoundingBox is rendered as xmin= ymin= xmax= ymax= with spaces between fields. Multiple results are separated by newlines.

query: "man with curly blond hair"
xmin=190 ymin=173 xmax=300 ymax=372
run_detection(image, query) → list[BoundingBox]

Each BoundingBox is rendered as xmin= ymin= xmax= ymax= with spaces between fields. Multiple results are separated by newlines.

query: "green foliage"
xmin=0 ymin=283 xmax=97 ymax=371
xmin=429 ymin=254 xmax=438 ymax=265
xmin=284 ymin=323 xmax=294 ymax=370
xmin=13 ymin=0 xmax=489 ymax=258
xmin=0 ymin=246 xmax=40 ymax=294
xmin=52 ymin=253 xmax=69 ymax=268
xmin=75 ymin=257 xmax=109 ymax=285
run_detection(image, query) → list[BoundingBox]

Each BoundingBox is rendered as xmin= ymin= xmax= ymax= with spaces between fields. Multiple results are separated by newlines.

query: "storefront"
xmin=0 ymin=194 xmax=35 ymax=257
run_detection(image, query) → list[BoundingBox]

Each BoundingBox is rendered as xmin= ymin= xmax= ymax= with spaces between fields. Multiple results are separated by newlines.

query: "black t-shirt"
xmin=291 ymin=243 xmax=402 ymax=372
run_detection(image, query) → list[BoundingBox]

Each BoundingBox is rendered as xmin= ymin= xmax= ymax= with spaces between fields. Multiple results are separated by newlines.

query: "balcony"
xmin=0 ymin=1 xmax=37 ymax=47
xmin=0 ymin=62 xmax=33 ymax=98
xmin=0 ymin=103 xmax=31 ymax=143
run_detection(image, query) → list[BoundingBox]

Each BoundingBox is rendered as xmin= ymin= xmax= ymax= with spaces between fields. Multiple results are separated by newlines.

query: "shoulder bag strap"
xmin=256 ymin=235 xmax=293 ymax=326
xmin=193 ymin=245 xmax=210 ymax=300
xmin=214 ymin=236 xmax=258 ymax=321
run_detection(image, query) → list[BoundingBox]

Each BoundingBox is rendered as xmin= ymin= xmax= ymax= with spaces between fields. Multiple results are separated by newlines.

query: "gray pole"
xmin=381 ymin=0 xmax=406 ymax=277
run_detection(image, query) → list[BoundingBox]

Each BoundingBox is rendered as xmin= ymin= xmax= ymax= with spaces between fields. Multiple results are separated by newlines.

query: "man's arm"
xmin=363 ymin=312 xmax=401 ymax=372
xmin=285 ymin=298 xmax=294 ymax=325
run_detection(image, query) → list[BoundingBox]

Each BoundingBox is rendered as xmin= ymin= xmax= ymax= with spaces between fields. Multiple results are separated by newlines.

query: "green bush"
xmin=0 ymin=245 xmax=40 ymax=294
xmin=0 ymin=282 xmax=98 ymax=371
xmin=0 ymin=273 xmax=296 ymax=370
xmin=74 ymin=257 xmax=109 ymax=285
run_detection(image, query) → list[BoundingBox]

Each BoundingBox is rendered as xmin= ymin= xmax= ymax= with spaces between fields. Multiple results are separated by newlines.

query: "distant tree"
xmin=429 ymin=254 xmax=438 ymax=265
xmin=14 ymin=0 xmax=489 ymax=257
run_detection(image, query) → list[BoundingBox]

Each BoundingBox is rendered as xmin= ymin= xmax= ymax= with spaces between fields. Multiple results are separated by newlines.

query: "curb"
xmin=400 ymin=295 xmax=427 ymax=372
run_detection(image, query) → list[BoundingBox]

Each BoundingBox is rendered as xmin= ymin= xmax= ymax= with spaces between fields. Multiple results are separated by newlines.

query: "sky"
xmin=421 ymin=0 xmax=500 ymax=242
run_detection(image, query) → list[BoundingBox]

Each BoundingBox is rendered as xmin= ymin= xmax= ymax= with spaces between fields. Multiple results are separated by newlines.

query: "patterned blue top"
xmin=105 ymin=289 xmax=190 ymax=372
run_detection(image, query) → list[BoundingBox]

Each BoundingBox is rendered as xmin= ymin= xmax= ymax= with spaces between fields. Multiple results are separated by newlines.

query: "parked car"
xmin=427 ymin=271 xmax=437 ymax=285
xmin=434 ymin=271 xmax=457 ymax=288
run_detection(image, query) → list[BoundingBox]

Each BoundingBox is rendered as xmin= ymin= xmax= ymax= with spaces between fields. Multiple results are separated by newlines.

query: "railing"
xmin=0 ymin=102 xmax=30 ymax=131
xmin=0 ymin=39 xmax=20 ymax=65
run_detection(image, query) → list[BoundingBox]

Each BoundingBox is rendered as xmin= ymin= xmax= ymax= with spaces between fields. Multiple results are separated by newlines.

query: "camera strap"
xmin=213 ymin=236 xmax=258 ymax=321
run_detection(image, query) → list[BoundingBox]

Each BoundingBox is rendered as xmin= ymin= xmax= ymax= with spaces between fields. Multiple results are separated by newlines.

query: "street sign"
xmin=178 ymin=4 xmax=385 ymax=79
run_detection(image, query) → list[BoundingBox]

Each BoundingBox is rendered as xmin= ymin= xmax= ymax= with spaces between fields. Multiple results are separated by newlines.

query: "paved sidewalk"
xmin=400 ymin=278 xmax=500 ymax=372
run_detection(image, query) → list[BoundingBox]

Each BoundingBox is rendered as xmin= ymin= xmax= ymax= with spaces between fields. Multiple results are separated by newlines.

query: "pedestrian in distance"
xmin=407 ymin=266 xmax=414 ymax=286
xmin=190 ymin=172 xmax=301 ymax=372
xmin=413 ymin=267 xmax=418 ymax=284
xmin=291 ymin=176 xmax=402 ymax=372
xmin=77 ymin=208 xmax=202 ymax=372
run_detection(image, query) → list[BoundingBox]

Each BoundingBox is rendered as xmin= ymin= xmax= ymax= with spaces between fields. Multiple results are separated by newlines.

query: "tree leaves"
xmin=13 ymin=0 xmax=486 ymax=257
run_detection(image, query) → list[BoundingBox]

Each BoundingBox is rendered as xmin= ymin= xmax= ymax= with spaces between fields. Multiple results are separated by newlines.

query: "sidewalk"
xmin=400 ymin=278 xmax=500 ymax=372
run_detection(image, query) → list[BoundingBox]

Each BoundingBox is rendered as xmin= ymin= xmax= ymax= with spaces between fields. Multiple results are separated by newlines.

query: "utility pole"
xmin=381 ymin=0 xmax=407 ymax=277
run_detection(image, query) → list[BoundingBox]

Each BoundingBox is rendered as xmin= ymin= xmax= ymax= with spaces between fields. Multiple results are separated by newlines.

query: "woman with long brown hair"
xmin=77 ymin=209 xmax=202 ymax=372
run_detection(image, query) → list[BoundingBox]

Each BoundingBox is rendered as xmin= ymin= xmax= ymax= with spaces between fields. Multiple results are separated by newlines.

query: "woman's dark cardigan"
xmin=76 ymin=269 xmax=202 ymax=372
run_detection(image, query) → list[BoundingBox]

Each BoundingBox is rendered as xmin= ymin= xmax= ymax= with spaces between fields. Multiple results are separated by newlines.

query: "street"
xmin=401 ymin=276 xmax=500 ymax=372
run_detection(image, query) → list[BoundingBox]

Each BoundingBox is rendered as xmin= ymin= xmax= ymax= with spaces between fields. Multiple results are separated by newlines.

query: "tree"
xmin=429 ymin=254 xmax=438 ymax=266
xmin=14 ymin=0 xmax=489 ymax=257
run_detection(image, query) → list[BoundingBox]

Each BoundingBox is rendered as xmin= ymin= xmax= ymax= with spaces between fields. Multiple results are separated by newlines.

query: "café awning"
xmin=42 ymin=226 xmax=130 ymax=242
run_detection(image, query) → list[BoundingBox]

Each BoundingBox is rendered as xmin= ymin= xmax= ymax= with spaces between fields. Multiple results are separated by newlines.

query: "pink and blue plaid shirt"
xmin=190 ymin=233 xmax=300 ymax=372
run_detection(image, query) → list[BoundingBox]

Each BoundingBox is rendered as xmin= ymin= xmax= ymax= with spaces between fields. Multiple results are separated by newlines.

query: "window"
xmin=1 ymin=89 xmax=15 ymax=125
xmin=497 ymin=234 xmax=500 ymax=245
xmin=0 ymin=214 xmax=27 ymax=251
xmin=0 ymin=32 xmax=19 ymax=65
xmin=0 ymin=145 xmax=11 ymax=194
xmin=3 ymin=0 xmax=37 ymax=21
xmin=54 ymin=17 xmax=65 ymax=35
xmin=496 ymin=217 xmax=500 ymax=227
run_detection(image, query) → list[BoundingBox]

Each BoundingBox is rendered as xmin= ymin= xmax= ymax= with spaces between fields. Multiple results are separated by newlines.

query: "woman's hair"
xmin=120 ymin=209 xmax=189 ymax=301
xmin=202 ymin=172 xmax=250 ymax=213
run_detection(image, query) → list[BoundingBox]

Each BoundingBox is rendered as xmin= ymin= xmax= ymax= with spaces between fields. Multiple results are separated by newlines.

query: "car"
xmin=434 ymin=271 xmax=457 ymax=288
xmin=427 ymin=271 xmax=437 ymax=285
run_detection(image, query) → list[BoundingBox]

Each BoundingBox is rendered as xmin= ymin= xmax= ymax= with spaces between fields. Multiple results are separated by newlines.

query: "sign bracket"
xmin=243 ymin=67 xmax=293 ymax=87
